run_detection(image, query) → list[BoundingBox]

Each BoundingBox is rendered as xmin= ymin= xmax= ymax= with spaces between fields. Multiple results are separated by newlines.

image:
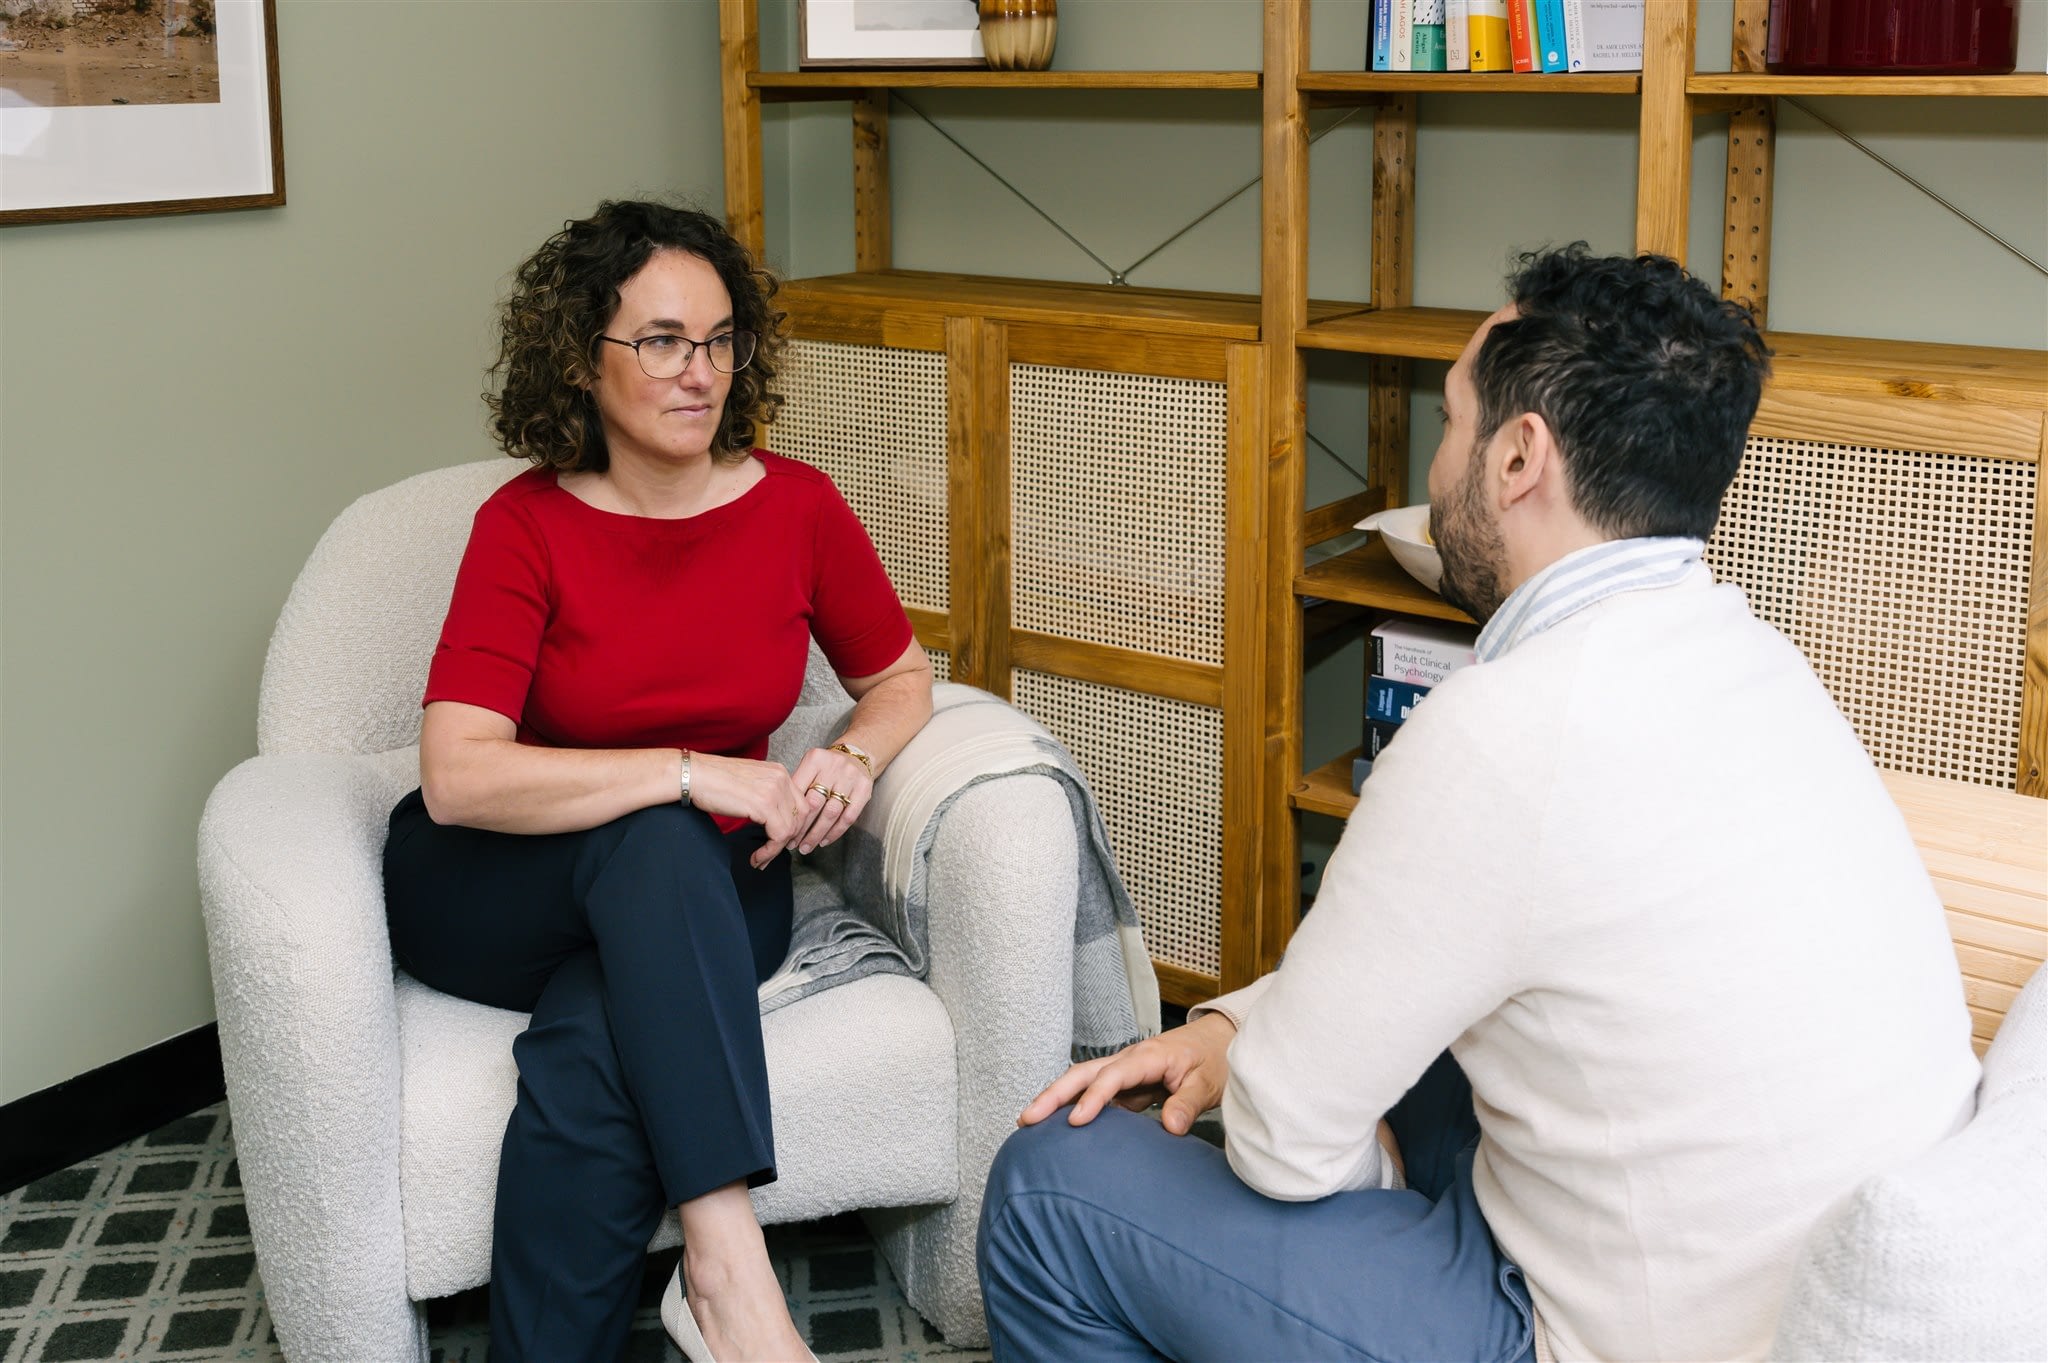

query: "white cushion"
xmin=396 ymin=971 xmax=959 ymax=1301
xmin=1770 ymin=967 xmax=2048 ymax=1362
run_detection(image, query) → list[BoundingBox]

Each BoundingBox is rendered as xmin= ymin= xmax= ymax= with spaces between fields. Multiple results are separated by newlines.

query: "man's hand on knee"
xmin=1018 ymin=1013 xmax=1237 ymax=1135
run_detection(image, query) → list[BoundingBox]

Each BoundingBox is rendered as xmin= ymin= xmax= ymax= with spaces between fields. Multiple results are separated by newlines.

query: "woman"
xmin=382 ymin=200 xmax=933 ymax=1363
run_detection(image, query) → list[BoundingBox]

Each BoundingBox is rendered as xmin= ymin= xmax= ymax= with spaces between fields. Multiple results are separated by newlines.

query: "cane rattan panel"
xmin=773 ymin=339 xmax=950 ymax=614
xmin=1010 ymin=365 xmax=1229 ymax=665
xmin=927 ymin=648 xmax=951 ymax=683
xmin=1011 ymin=669 xmax=1222 ymax=977
xmin=1706 ymin=437 xmax=2036 ymax=789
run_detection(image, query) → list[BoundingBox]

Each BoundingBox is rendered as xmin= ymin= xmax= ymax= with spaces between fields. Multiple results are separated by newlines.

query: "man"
xmin=976 ymin=246 xmax=1981 ymax=1363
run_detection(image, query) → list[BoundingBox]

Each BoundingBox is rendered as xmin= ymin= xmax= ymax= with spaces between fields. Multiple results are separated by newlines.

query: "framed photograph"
xmin=0 ymin=0 xmax=283 ymax=226
xmin=800 ymin=0 xmax=986 ymax=68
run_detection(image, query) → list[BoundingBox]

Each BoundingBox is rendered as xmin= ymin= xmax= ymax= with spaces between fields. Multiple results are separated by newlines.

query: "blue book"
xmin=1372 ymin=0 xmax=1394 ymax=70
xmin=1351 ymin=756 xmax=1375 ymax=793
xmin=1535 ymin=0 xmax=1569 ymax=71
xmin=1366 ymin=676 xmax=1431 ymax=726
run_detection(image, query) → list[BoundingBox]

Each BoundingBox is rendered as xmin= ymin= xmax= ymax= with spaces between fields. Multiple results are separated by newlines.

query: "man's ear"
xmin=1496 ymin=411 xmax=1557 ymax=512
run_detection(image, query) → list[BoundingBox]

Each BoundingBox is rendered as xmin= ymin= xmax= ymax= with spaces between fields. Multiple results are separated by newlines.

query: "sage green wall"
xmin=0 ymin=0 xmax=726 ymax=1103
xmin=761 ymin=0 xmax=2046 ymax=882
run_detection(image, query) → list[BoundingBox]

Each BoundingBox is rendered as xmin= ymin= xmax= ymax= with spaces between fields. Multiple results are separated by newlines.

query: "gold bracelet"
xmin=678 ymin=749 xmax=693 ymax=807
xmin=829 ymin=741 xmax=875 ymax=779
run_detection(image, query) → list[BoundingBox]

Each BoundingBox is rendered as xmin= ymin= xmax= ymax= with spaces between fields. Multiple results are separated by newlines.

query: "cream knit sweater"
xmin=1199 ymin=569 xmax=1979 ymax=1362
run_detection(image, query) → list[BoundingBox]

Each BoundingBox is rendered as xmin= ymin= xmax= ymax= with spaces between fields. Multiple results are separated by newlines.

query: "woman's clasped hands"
xmin=688 ymin=746 xmax=876 ymax=869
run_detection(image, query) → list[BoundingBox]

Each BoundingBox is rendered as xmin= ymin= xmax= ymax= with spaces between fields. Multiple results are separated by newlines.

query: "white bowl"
xmin=1355 ymin=504 xmax=1442 ymax=595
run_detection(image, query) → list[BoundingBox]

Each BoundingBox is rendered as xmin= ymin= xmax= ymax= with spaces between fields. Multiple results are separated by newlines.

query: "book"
xmin=1366 ymin=717 xmax=1402 ymax=757
xmin=1351 ymin=756 xmax=1374 ymax=794
xmin=1536 ymin=0 xmax=1569 ymax=72
xmin=1412 ymin=0 xmax=1448 ymax=71
xmin=1467 ymin=0 xmax=1510 ymax=70
xmin=1370 ymin=617 xmax=1480 ymax=686
xmin=1367 ymin=675 xmax=1432 ymax=726
xmin=1561 ymin=0 xmax=1590 ymax=71
xmin=1372 ymin=0 xmax=1394 ymax=71
xmin=1576 ymin=0 xmax=1641 ymax=71
xmin=1391 ymin=0 xmax=1414 ymax=72
xmin=1445 ymin=0 xmax=1471 ymax=70
xmin=1508 ymin=0 xmax=1539 ymax=73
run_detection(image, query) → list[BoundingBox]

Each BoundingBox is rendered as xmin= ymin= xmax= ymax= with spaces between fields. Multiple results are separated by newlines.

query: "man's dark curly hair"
xmin=1473 ymin=243 xmax=1771 ymax=541
xmin=485 ymin=200 xmax=785 ymax=471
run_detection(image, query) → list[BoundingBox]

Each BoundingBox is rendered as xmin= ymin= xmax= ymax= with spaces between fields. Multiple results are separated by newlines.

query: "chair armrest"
xmin=197 ymin=747 xmax=426 ymax=1362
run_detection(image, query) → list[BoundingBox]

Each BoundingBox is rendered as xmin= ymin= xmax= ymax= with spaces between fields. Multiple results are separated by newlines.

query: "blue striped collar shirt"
xmin=1473 ymin=536 xmax=1708 ymax=664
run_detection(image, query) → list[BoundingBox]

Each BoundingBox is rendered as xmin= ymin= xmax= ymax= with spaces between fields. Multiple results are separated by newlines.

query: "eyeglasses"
xmin=598 ymin=329 xmax=757 ymax=379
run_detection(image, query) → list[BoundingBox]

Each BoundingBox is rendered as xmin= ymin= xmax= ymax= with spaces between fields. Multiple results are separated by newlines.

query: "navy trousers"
xmin=383 ymin=791 xmax=792 ymax=1363
xmin=977 ymin=1051 xmax=1537 ymax=1363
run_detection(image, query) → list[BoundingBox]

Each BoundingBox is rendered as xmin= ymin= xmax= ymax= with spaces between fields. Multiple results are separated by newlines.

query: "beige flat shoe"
xmin=660 ymin=1261 xmax=819 ymax=1363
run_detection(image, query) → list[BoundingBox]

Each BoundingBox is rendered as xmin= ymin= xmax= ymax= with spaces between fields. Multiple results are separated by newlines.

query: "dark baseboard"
xmin=0 ymin=1024 xmax=225 ymax=1194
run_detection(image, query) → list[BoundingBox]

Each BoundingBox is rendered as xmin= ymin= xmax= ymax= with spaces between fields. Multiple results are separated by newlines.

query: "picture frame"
xmin=0 ymin=0 xmax=284 ymax=226
xmin=799 ymin=0 xmax=986 ymax=69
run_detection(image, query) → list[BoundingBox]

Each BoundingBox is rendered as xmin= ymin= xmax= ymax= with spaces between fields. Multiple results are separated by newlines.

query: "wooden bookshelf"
xmin=751 ymin=70 xmax=1260 ymax=100
xmin=1296 ymin=309 xmax=2048 ymax=410
xmin=1293 ymin=750 xmax=1364 ymax=819
xmin=1688 ymin=73 xmax=2048 ymax=100
xmin=783 ymin=270 xmax=1371 ymax=342
xmin=1298 ymin=306 xmax=1487 ymax=360
xmin=1296 ymin=538 xmax=1475 ymax=624
xmin=1301 ymin=71 xmax=1641 ymax=103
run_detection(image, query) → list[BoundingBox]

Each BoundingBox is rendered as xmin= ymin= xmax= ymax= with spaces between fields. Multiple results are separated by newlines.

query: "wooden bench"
xmin=1882 ymin=770 xmax=2048 ymax=1054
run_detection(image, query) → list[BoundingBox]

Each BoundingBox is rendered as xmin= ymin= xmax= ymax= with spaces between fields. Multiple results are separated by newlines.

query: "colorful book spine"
xmin=1391 ymin=0 xmax=1414 ymax=72
xmin=1508 ymin=0 xmax=1539 ymax=73
xmin=1412 ymin=0 xmax=1448 ymax=70
xmin=1372 ymin=0 xmax=1394 ymax=71
xmin=1445 ymin=0 xmax=1471 ymax=70
xmin=1536 ymin=0 xmax=1569 ymax=71
xmin=1365 ymin=717 xmax=1402 ymax=757
xmin=1572 ymin=0 xmax=1638 ymax=70
xmin=1366 ymin=676 xmax=1432 ymax=726
xmin=1467 ymin=0 xmax=1510 ymax=70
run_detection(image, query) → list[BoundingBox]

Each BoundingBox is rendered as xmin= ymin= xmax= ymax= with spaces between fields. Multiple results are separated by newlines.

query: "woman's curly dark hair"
xmin=485 ymin=200 xmax=786 ymax=471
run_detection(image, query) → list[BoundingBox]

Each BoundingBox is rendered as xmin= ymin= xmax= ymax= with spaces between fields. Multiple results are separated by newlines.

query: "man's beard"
xmin=1430 ymin=448 xmax=1509 ymax=624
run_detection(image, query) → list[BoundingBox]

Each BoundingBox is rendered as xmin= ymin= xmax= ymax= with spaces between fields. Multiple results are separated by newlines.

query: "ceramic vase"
xmin=978 ymin=0 xmax=1057 ymax=72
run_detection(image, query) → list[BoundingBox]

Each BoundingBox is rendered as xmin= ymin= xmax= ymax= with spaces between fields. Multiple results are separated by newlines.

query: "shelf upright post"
xmin=1368 ymin=94 xmax=1417 ymax=510
xmin=1634 ymin=0 xmax=1696 ymax=260
xmin=853 ymin=93 xmax=893 ymax=271
xmin=1255 ymin=0 xmax=1313 ymax=983
xmin=1722 ymin=0 xmax=1776 ymax=325
xmin=720 ymin=0 xmax=767 ymax=260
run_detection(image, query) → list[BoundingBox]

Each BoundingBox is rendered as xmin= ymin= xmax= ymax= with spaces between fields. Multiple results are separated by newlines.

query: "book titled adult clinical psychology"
xmin=1467 ymin=0 xmax=1511 ymax=70
xmin=1370 ymin=617 xmax=1479 ymax=687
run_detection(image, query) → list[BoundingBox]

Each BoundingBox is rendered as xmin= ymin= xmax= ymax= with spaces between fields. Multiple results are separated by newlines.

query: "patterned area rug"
xmin=0 ymin=1103 xmax=991 ymax=1363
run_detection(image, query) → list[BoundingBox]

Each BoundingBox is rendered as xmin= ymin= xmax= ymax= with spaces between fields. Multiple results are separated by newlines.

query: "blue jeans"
xmin=977 ymin=1051 xmax=1536 ymax=1363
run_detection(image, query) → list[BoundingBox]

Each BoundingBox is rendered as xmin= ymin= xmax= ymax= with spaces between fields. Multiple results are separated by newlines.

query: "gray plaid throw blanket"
xmin=756 ymin=683 xmax=1161 ymax=1060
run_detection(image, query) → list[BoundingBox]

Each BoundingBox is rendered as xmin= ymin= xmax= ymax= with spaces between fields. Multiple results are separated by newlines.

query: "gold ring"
xmin=807 ymin=782 xmax=832 ymax=798
xmin=827 ymin=790 xmax=851 ymax=805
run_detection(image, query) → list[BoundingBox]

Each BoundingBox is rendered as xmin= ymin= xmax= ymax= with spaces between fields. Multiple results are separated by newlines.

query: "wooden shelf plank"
xmin=1299 ymin=309 xmax=2048 ymax=408
xmin=1302 ymin=71 xmax=1640 ymax=99
xmin=1689 ymin=73 xmax=2048 ymax=99
xmin=752 ymin=70 xmax=1260 ymax=97
xmin=784 ymin=270 xmax=1368 ymax=341
xmin=1297 ymin=306 xmax=1485 ymax=360
xmin=1297 ymin=537 xmax=1475 ymax=623
xmin=1293 ymin=750 xmax=1363 ymax=819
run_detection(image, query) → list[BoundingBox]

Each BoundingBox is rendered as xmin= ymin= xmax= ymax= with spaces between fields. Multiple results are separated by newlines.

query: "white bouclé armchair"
xmin=198 ymin=460 xmax=1083 ymax=1361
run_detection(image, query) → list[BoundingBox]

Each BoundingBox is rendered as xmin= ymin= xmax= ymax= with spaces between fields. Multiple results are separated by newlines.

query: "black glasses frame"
xmin=597 ymin=329 xmax=757 ymax=379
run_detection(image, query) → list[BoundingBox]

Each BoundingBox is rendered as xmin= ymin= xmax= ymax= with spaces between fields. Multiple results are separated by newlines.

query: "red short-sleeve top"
xmin=424 ymin=453 xmax=913 ymax=827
